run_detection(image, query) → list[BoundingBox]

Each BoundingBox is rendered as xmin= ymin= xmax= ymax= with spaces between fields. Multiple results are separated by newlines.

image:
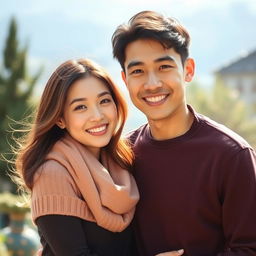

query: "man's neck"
xmin=148 ymin=105 xmax=194 ymax=141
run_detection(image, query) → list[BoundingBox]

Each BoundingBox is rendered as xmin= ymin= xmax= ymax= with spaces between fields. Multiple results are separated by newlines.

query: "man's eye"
xmin=100 ymin=98 xmax=111 ymax=104
xmin=74 ymin=105 xmax=87 ymax=111
xmin=160 ymin=65 xmax=172 ymax=70
xmin=131 ymin=69 xmax=143 ymax=75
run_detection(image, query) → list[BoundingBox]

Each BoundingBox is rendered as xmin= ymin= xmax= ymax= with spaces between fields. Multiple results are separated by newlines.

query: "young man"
xmin=112 ymin=11 xmax=256 ymax=256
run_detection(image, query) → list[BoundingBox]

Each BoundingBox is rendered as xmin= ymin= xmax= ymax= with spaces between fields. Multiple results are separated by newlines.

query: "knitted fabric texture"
xmin=31 ymin=135 xmax=139 ymax=232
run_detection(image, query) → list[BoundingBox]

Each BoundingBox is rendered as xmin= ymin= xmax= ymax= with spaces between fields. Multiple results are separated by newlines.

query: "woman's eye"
xmin=74 ymin=105 xmax=87 ymax=111
xmin=100 ymin=98 xmax=111 ymax=104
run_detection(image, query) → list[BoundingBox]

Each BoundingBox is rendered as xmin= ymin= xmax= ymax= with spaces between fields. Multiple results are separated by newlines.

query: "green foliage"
xmin=0 ymin=233 xmax=8 ymax=256
xmin=0 ymin=17 xmax=42 ymax=191
xmin=0 ymin=192 xmax=30 ymax=214
xmin=187 ymin=80 xmax=256 ymax=148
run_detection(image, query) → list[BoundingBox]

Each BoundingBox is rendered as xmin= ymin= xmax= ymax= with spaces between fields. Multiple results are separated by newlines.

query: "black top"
xmin=36 ymin=215 xmax=137 ymax=256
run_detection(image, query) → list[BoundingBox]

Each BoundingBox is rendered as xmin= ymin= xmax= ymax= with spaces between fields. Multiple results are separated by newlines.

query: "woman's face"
xmin=57 ymin=76 xmax=118 ymax=158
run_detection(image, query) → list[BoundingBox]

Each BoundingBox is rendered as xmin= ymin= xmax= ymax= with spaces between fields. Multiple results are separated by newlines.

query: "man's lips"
xmin=143 ymin=94 xmax=169 ymax=105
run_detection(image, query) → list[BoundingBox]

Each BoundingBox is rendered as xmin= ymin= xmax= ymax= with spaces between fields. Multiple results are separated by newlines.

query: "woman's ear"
xmin=56 ymin=118 xmax=66 ymax=129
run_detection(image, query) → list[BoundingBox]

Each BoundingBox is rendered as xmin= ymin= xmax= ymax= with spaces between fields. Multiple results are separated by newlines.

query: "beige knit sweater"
xmin=31 ymin=135 xmax=139 ymax=232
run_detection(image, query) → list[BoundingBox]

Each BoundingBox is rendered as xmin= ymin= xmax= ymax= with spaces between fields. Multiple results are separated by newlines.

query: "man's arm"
xmin=215 ymin=148 xmax=256 ymax=255
xmin=157 ymin=148 xmax=256 ymax=256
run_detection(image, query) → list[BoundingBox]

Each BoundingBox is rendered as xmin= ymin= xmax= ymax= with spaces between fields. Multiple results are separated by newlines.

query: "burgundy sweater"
xmin=129 ymin=106 xmax=256 ymax=256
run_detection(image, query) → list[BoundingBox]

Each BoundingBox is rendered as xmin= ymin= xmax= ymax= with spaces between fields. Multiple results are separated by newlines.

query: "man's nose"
xmin=144 ymin=72 xmax=162 ymax=90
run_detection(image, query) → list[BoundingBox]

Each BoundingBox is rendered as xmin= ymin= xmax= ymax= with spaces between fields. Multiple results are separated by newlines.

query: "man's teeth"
xmin=87 ymin=125 xmax=106 ymax=133
xmin=145 ymin=95 xmax=166 ymax=103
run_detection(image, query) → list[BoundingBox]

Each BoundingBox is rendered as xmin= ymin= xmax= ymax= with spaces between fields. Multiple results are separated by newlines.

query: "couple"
xmin=13 ymin=11 xmax=256 ymax=256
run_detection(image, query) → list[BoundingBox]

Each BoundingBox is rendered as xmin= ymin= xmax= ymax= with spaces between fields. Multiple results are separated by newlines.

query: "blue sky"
xmin=1 ymin=0 xmax=256 ymax=131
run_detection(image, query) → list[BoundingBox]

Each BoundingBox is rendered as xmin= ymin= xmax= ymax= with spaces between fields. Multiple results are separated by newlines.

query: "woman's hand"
xmin=37 ymin=248 xmax=43 ymax=256
xmin=155 ymin=249 xmax=184 ymax=256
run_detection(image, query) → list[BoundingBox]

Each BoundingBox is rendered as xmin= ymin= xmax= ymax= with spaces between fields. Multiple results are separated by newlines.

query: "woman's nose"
xmin=89 ymin=107 xmax=104 ymax=122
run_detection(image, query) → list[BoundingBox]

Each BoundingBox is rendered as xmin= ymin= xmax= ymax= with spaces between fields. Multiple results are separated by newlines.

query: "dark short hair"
xmin=112 ymin=10 xmax=191 ymax=70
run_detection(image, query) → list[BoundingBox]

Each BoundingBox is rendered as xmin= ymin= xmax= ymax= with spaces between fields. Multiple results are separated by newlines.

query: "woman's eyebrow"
xmin=69 ymin=91 xmax=111 ymax=106
xmin=69 ymin=97 xmax=86 ymax=106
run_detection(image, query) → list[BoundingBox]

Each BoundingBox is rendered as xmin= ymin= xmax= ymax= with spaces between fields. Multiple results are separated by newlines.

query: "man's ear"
xmin=184 ymin=58 xmax=195 ymax=82
xmin=121 ymin=71 xmax=127 ymax=86
xmin=56 ymin=118 xmax=66 ymax=129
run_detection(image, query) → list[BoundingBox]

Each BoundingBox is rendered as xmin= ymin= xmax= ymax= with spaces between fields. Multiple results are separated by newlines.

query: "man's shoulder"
xmin=197 ymin=113 xmax=252 ymax=151
xmin=125 ymin=123 xmax=148 ymax=145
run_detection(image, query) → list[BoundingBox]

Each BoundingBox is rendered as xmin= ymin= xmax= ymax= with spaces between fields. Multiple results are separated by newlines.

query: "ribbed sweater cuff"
xmin=32 ymin=195 xmax=93 ymax=223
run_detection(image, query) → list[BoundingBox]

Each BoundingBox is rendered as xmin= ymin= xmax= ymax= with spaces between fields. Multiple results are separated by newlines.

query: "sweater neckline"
xmin=145 ymin=105 xmax=202 ymax=147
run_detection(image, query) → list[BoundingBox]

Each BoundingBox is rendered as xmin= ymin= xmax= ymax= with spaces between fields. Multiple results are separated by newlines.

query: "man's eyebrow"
xmin=127 ymin=61 xmax=144 ymax=70
xmin=155 ymin=56 xmax=175 ymax=63
xmin=69 ymin=91 xmax=111 ymax=106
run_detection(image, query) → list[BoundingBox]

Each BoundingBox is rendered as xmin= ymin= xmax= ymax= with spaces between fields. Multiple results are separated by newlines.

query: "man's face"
xmin=122 ymin=39 xmax=194 ymax=123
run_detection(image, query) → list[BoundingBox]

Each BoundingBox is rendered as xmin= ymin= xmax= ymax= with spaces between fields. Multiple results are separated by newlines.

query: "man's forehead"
xmin=125 ymin=39 xmax=177 ymax=56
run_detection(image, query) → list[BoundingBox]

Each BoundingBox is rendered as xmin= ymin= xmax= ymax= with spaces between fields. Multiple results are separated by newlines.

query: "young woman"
xmin=13 ymin=58 xmax=139 ymax=255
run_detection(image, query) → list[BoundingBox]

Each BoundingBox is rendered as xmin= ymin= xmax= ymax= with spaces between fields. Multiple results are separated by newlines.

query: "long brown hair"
xmin=14 ymin=58 xmax=133 ymax=191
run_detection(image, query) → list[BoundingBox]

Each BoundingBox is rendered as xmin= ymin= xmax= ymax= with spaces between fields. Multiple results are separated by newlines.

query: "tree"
xmin=0 ymin=17 xmax=42 ymax=191
xmin=187 ymin=80 xmax=256 ymax=148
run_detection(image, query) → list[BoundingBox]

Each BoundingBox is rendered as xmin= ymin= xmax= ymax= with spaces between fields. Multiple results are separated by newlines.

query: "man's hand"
xmin=155 ymin=249 xmax=184 ymax=256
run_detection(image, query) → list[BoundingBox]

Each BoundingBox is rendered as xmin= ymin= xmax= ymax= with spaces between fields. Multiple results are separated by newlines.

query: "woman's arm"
xmin=36 ymin=215 xmax=98 ymax=256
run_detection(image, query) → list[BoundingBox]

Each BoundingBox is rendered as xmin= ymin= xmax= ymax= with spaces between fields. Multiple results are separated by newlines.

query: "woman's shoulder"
xmin=32 ymin=159 xmax=82 ymax=202
xmin=34 ymin=159 xmax=73 ymax=186
xmin=31 ymin=159 xmax=86 ymax=222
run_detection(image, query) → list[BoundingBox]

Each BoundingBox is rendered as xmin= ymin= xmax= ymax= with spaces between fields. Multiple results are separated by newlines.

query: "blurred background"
xmin=0 ymin=0 xmax=255 ymax=253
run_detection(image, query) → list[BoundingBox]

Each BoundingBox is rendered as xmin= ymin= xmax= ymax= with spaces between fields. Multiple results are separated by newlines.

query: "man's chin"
xmin=146 ymin=114 xmax=169 ymax=122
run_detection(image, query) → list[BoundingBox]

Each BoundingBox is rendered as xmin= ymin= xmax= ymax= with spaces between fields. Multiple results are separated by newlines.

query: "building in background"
xmin=215 ymin=49 xmax=256 ymax=113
